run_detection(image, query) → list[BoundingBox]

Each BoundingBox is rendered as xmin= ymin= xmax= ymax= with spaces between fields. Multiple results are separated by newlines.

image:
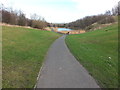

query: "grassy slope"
xmin=66 ymin=23 xmax=118 ymax=88
xmin=3 ymin=26 xmax=61 ymax=88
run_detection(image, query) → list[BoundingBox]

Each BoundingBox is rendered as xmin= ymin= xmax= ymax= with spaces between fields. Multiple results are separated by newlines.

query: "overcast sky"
xmin=0 ymin=0 xmax=119 ymax=23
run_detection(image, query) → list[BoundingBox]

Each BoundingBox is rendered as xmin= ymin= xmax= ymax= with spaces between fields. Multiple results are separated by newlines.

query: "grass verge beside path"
xmin=66 ymin=23 xmax=118 ymax=88
xmin=3 ymin=26 xmax=61 ymax=88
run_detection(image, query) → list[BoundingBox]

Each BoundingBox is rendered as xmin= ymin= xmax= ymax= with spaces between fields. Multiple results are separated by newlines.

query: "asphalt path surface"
xmin=36 ymin=35 xmax=100 ymax=88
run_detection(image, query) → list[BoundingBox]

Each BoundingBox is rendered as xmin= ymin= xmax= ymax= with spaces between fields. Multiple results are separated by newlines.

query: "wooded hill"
xmin=52 ymin=4 xmax=119 ymax=31
xmin=0 ymin=4 xmax=48 ymax=29
xmin=67 ymin=4 xmax=119 ymax=31
xmin=1 ymin=4 xmax=119 ymax=31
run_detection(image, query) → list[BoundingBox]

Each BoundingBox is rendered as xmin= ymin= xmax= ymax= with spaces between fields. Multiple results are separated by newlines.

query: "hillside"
xmin=66 ymin=23 xmax=118 ymax=88
xmin=2 ymin=26 xmax=61 ymax=88
xmin=67 ymin=15 xmax=117 ymax=31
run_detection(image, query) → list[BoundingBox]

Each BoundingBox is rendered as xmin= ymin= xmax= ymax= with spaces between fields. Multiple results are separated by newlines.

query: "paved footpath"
xmin=36 ymin=35 xmax=100 ymax=88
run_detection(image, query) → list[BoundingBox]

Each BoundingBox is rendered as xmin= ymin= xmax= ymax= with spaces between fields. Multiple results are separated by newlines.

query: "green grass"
xmin=66 ymin=23 xmax=118 ymax=88
xmin=2 ymin=26 xmax=61 ymax=88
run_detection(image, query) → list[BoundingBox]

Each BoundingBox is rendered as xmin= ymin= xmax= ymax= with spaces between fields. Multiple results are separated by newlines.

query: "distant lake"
xmin=58 ymin=28 xmax=72 ymax=31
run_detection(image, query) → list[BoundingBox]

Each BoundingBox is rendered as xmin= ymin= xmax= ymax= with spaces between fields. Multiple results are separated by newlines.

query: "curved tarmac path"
xmin=36 ymin=35 xmax=100 ymax=88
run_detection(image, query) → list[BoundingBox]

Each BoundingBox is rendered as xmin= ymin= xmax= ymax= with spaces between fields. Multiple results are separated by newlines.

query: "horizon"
xmin=0 ymin=0 xmax=119 ymax=23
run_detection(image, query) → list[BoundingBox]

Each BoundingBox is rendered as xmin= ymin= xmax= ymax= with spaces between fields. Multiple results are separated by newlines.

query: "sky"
xmin=0 ymin=0 xmax=119 ymax=23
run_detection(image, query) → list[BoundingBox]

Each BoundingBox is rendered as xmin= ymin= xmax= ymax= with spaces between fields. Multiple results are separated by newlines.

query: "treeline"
xmin=68 ymin=14 xmax=115 ymax=30
xmin=0 ymin=4 xmax=48 ymax=29
xmin=67 ymin=5 xmax=119 ymax=31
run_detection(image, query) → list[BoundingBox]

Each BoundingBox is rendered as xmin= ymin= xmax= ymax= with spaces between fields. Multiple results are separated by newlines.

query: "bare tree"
xmin=17 ymin=10 xmax=26 ymax=26
xmin=112 ymin=4 xmax=119 ymax=16
xmin=2 ymin=10 xmax=11 ymax=23
xmin=0 ymin=5 xmax=47 ymax=29
xmin=118 ymin=1 xmax=120 ymax=15
xmin=105 ymin=10 xmax=111 ymax=16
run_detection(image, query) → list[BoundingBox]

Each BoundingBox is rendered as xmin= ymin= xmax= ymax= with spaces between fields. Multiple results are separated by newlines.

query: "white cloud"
xmin=22 ymin=5 xmax=80 ymax=23
xmin=72 ymin=0 xmax=119 ymax=12
xmin=37 ymin=0 xmax=119 ymax=23
xmin=7 ymin=0 xmax=80 ymax=23
xmin=0 ymin=0 xmax=119 ymax=23
xmin=0 ymin=0 xmax=11 ymax=7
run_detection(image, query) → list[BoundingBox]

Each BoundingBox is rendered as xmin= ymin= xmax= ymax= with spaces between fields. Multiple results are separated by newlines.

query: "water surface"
xmin=58 ymin=28 xmax=72 ymax=31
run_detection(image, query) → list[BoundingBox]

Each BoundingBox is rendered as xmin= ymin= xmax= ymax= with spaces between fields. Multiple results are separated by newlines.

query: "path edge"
xmin=34 ymin=35 xmax=63 ymax=89
xmin=64 ymin=35 xmax=100 ymax=88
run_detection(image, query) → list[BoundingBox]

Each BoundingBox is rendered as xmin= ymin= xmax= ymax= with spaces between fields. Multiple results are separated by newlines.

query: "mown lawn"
xmin=66 ymin=23 xmax=118 ymax=88
xmin=2 ymin=26 xmax=61 ymax=88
